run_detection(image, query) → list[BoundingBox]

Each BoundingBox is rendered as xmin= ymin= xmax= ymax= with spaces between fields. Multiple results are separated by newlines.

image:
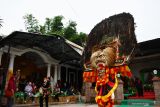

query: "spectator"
xmin=5 ymin=75 xmax=16 ymax=107
xmin=39 ymin=77 xmax=51 ymax=107
xmin=135 ymin=77 xmax=143 ymax=97
xmin=56 ymin=80 xmax=62 ymax=92
xmin=31 ymin=82 xmax=37 ymax=94
xmin=24 ymin=81 xmax=34 ymax=103
xmin=15 ymin=70 xmax=20 ymax=88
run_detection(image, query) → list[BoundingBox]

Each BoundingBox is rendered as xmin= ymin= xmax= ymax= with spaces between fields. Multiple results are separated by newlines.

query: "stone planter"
xmin=59 ymin=96 xmax=67 ymax=102
xmin=58 ymin=96 xmax=77 ymax=102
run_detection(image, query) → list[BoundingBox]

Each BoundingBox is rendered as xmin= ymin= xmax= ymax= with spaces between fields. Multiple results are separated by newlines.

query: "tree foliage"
xmin=44 ymin=16 xmax=64 ymax=35
xmin=64 ymin=21 xmax=77 ymax=39
xmin=50 ymin=16 xmax=64 ymax=35
xmin=23 ymin=14 xmax=87 ymax=46
xmin=23 ymin=14 xmax=39 ymax=33
xmin=0 ymin=18 xmax=2 ymax=28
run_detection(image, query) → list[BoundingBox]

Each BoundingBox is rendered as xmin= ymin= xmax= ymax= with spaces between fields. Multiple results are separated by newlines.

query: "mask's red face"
xmin=97 ymin=63 xmax=106 ymax=78
xmin=97 ymin=63 xmax=105 ymax=71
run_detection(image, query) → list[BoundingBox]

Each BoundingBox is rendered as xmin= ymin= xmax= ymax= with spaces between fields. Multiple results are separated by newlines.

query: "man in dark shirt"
xmin=39 ymin=77 xmax=51 ymax=107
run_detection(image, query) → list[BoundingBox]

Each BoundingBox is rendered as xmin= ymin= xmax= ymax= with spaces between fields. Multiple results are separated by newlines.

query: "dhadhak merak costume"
xmin=83 ymin=13 xmax=137 ymax=107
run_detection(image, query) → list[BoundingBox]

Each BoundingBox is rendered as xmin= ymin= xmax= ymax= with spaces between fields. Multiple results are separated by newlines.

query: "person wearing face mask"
xmin=83 ymin=13 xmax=137 ymax=107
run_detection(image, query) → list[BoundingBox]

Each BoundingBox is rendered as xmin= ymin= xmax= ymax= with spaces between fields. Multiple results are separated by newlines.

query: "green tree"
xmin=39 ymin=25 xmax=46 ymax=34
xmin=44 ymin=18 xmax=52 ymax=34
xmin=64 ymin=20 xmax=77 ymax=39
xmin=77 ymin=32 xmax=87 ymax=46
xmin=23 ymin=14 xmax=39 ymax=33
xmin=23 ymin=14 xmax=87 ymax=46
xmin=42 ymin=16 xmax=64 ymax=35
xmin=64 ymin=21 xmax=87 ymax=46
xmin=50 ymin=15 xmax=64 ymax=35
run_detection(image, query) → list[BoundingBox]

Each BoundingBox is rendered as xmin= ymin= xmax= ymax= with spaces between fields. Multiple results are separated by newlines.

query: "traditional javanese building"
xmin=0 ymin=31 xmax=83 ymax=91
xmin=130 ymin=38 xmax=160 ymax=84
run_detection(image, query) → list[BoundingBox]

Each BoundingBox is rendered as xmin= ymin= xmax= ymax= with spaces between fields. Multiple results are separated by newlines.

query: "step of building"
xmin=120 ymin=99 xmax=155 ymax=106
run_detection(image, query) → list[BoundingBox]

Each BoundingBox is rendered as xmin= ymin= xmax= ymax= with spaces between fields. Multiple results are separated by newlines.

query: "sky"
xmin=0 ymin=0 xmax=160 ymax=43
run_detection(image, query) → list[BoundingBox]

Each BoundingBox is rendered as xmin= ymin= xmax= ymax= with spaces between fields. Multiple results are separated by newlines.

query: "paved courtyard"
xmin=35 ymin=104 xmax=122 ymax=107
xmin=42 ymin=104 xmax=156 ymax=107
xmin=35 ymin=104 xmax=156 ymax=107
xmin=47 ymin=104 xmax=97 ymax=107
xmin=14 ymin=103 xmax=157 ymax=107
xmin=14 ymin=103 xmax=123 ymax=107
xmin=14 ymin=103 xmax=98 ymax=107
xmin=14 ymin=99 xmax=157 ymax=107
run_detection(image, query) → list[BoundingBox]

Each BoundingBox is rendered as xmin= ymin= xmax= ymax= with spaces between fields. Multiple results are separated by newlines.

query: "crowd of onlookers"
xmin=14 ymin=77 xmax=80 ymax=107
xmin=14 ymin=77 xmax=51 ymax=107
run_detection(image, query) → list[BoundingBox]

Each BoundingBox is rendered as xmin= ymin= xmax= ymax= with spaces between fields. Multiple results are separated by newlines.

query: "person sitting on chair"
xmin=24 ymin=81 xmax=34 ymax=103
